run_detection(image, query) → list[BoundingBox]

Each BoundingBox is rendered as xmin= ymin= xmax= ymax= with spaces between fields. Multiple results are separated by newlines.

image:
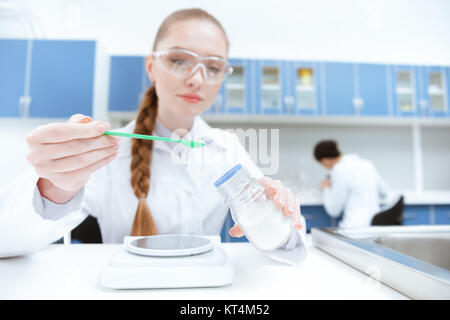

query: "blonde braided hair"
xmin=130 ymin=85 xmax=158 ymax=235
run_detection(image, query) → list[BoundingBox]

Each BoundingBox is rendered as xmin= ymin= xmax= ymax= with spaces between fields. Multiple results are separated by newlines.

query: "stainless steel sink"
xmin=311 ymin=225 xmax=450 ymax=299
xmin=373 ymin=233 xmax=450 ymax=271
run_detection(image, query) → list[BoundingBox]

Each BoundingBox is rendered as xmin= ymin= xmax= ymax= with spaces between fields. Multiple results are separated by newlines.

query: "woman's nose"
xmin=186 ymin=64 xmax=206 ymax=87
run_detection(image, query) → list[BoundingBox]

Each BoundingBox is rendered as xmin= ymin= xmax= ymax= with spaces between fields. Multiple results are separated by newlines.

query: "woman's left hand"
xmin=230 ymin=176 xmax=303 ymax=238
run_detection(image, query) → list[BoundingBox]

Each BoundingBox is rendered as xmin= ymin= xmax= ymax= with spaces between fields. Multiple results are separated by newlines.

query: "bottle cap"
xmin=214 ymin=164 xmax=242 ymax=187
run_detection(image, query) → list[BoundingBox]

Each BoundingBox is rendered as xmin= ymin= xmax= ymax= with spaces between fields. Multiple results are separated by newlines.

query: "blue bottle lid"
xmin=214 ymin=164 xmax=242 ymax=187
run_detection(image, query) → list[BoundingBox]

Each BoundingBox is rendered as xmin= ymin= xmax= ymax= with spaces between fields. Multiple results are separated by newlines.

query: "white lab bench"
xmin=0 ymin=235 xmax=408 ymax=300
xmin=294 ymin=189 xmax=450 ymax=206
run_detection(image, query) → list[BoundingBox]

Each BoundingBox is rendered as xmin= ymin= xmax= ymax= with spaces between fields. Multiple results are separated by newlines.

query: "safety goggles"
xmin=152 ymin=48 xmax=233 ymax=84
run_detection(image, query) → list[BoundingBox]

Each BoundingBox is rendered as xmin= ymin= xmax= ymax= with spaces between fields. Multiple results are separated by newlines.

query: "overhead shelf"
xmin=107 ymin=111 xmax=450 ymax=128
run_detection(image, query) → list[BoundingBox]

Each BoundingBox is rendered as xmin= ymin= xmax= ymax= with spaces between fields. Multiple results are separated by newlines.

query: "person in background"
xmin=313 ymin=140 xmax=393 ymax=228
xmin=0 ymin=8 xmax=306 ymax=264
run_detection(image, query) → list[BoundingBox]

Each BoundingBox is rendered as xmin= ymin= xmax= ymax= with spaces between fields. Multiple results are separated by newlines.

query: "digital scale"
xmin=101 ymin=234 xmax=234 ymax=289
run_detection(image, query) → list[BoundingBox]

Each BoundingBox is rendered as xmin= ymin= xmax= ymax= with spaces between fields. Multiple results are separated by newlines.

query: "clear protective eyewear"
xmin=152 ymin=49 xmax=233 ymax=84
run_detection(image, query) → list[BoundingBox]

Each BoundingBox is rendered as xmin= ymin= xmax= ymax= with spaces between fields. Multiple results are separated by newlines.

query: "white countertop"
xmin=294 ymin=189 xmax=450 ymax=206
xmin=0 ymin=236 xmax=408 ymax=300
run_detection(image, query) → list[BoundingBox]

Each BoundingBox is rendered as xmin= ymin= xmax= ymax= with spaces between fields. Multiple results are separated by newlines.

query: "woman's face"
xmin=146 ymin=19 xmax=228 ymax=120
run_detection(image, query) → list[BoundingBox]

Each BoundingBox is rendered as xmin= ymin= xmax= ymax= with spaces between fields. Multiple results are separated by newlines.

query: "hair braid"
xmin=130 ymin=85 xmax=158 ymax=236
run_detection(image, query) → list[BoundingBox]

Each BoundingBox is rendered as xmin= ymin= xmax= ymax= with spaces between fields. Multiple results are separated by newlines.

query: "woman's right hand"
xmin=26 ymin=114 xmax=120 ymax=204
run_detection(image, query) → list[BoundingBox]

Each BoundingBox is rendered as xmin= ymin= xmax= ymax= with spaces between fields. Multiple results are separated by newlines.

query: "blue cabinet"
xmin=402 ymin=204 xmax=450 ymax=225
xmin=448 ymin=67 xmax=450 ymax=117
xmin=0 ymin=39 xmax=28 ymax=117
xmin=255 ymin=60 xmax=287 ymax=115
xmin=402 ymin=205 xmax=430 ymax=225
xmin=1 ymin=39 xmax=97 ymax=118
xmin=358 ymin=63 xmax=390 ymax=116
xmin=321 ymin=62 xmax=390 ymax=116
xmin=302 ymin=205 xmax=333 ymax=232
xmin=286 ymin=61 xmax=321 ymax=115
xmin=108 ymin=56 xmax=150 ymax=112
xmin=322 ymin=62 xmax=354 ymax=115
xmin=203 ymin=84 xmax=224 ymax=115
xmin=391 ymin=65 xmax=421 ymax=117
xmin=417 ymin=66 xmax=449 ymax=117
xmin=220 ymin=58 xmax=253 ymax=115
xmin=28 ymin=40 xmax=96 ymax=118
xmin=434 ymin=205 xmax=450 ymax=225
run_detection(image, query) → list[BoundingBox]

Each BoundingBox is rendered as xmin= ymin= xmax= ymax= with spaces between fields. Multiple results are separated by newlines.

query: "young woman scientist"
xmin=0 ymin=9 xmax=307 ymax=264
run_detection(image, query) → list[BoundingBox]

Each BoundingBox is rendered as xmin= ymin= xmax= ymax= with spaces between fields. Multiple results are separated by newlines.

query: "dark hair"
xmin=313 ymin=140 xmax=341 ymax=161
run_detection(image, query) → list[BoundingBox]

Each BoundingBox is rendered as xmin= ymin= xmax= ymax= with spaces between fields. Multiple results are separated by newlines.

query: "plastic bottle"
xmin=215 ymin=164 xmax=293 ymax=251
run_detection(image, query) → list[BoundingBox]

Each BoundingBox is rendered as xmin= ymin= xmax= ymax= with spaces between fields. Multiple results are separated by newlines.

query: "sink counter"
xmin=311 ymin=226 xmax=450 ymax=299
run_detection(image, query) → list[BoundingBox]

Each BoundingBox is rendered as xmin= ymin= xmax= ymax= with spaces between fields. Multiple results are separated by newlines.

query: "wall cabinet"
xmin=108 ymin=55 xmax=150 ymax=112
xmin=254 ymin=60 xmax=287 ymax=115
xmin=0 ymin=39 xmax=97 ymax=118
xmin=402 ymin=205 xmax=431 ymax=225
xmin=391 ymin=65 xmax=421 ymax=117
xmin=2 ymin=42 xmax=449 ymax=120
xmin=0 ymin=39 xmax=28 ymax=117
xmin=321 ymin=62 xmax=391 ymax=116
xmin=417 ymin=66 xmax=449 ymax=117
xmin=29 ymin=40 xmax=96 ymax=118
xmin=222 ymin=58 xmax=253 ymax=114
xmin=435 ymin=205 xmax=450 ymax=225
xmin=357 ymin=63 xmax=391 ymax=116
xmin=286 ymin=61 xmax=322 ymax=115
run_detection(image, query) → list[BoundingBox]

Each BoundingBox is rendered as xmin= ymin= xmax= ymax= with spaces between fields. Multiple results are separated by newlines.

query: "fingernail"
xmin=80 ymin=116 xmax=93 ymax=123
xmin=97 ymin=123 xmax=110 ymax=133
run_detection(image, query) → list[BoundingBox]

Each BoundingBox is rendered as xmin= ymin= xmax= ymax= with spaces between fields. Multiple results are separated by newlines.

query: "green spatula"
xmin=104 ymin=130 xmax=205 ymax=148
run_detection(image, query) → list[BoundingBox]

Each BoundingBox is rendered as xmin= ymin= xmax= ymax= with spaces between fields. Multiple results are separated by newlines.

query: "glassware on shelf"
xmin=297 ymin=68 xmax=313 ymax=87
xmin=225 ymin=66 xmax=245 ymax=107
xmin=261 ymin=67 xmax=280 ymax=108
xmin=227 ymin=66 xmax=244 ymax=84
xmin=263 ymin=67 xmax=279 ymax=85
xmin=262 ymin=89 xmax=280 ymax=108
xmin=296 ymin=68 xmax=316 ymax=110
xmin=427 ymin=72 xmax=446 ymax=111
xmin=226 ymin=89 xmax=245 ymax=106
xmin=396 ymin=70 xmax=415 ymax=112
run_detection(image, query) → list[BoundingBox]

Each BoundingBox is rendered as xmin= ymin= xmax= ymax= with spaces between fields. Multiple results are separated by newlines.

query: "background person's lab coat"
xmin=322 ymin=154 xmax=392 ymax=228
xmin=0 ymin=117 xmax=307 ymax=264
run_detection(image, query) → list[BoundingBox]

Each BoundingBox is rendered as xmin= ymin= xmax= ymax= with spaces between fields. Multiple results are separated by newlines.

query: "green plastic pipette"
xmin=104 ymin=130 xmax=205 ymax=148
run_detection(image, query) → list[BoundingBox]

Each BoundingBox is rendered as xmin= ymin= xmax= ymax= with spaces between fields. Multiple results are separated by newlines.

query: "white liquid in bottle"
xmin=215 ymin=164 xmax=294 ymax=251
xmin=237 ymin=200 xmax=292 ymax=251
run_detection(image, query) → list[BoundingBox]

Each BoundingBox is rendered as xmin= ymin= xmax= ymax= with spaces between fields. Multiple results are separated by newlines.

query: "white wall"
xmin=2 ymin=0 xmax=450 ymax=64
xmin=421 ymin=127 xmax=450 ymax=190
xmin=212 ymin=122 xmax=417 ymax=191
xmin=1 ymin=0 xmax=449 ymax=190
xmin=0 ymin=119 xmax=49 ymax=187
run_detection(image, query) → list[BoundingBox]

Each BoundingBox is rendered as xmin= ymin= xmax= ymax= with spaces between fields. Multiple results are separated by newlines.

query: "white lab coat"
xmin=322 ymin=154 xmax=392 ymax=228
xmin=0 ymin=116 xmax=307 ymax=264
